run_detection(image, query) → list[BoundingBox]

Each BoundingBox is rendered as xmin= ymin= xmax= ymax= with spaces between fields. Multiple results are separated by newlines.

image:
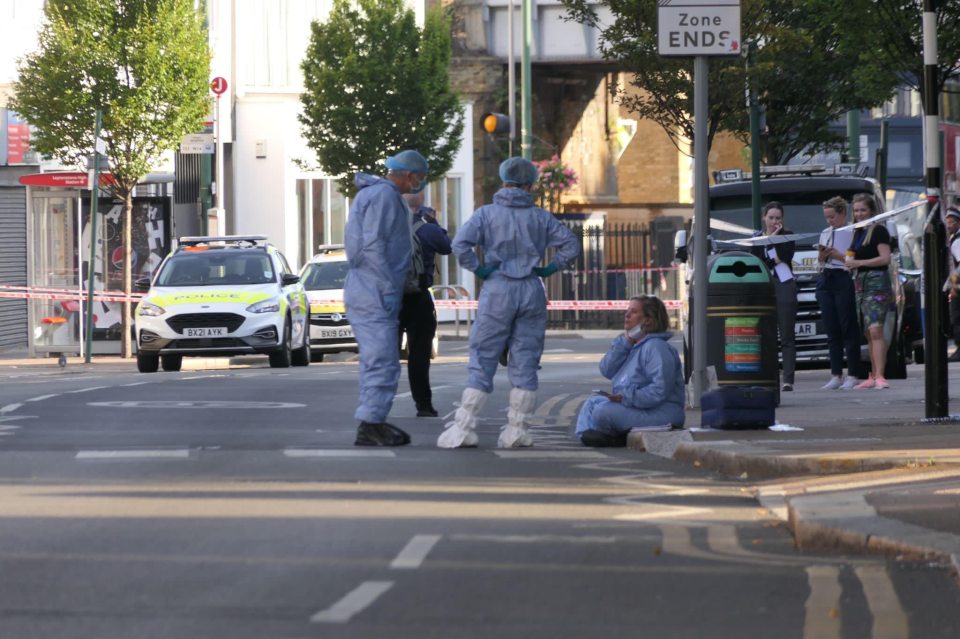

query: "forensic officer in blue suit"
xmin=344 ymin=150 xmax=429 ymax=446
xmin=438 ymin=157 xmax=580 ymax=448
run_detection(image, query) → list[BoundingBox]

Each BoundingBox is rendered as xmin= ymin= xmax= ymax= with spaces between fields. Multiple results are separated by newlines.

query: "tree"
xmin=299 ymin=0 xmax=464 ymax=195
xmin=10 ymin=0 xmax=210 ymax=358
xmin=822 ymin=0 xmax=960 ymax=105
xmin=559 ymin=0 xmax=902 ymax=163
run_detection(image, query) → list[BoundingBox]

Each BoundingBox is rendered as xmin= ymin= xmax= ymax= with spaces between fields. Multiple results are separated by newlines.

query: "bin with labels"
xmin=704 ymin=252 xmax=780 ymax=405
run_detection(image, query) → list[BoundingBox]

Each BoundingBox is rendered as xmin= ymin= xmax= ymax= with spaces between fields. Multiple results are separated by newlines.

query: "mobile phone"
xmin=592 ymin=389 xmax=611 ymax=397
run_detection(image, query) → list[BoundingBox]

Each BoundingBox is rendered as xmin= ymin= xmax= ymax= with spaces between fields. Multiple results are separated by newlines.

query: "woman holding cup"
xmin=846 ymin=192 xmax=895 ymax=389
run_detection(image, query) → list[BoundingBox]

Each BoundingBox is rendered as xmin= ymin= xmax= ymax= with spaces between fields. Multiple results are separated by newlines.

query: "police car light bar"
xmin=316 ymin=243 xmax=346 ymax=253
xmin=178 ymin=235 xmax=268 ymax=247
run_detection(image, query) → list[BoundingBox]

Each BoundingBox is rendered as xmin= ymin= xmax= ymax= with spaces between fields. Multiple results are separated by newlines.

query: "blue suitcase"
xmin=701 ymin=386 xmax=775 ymax=430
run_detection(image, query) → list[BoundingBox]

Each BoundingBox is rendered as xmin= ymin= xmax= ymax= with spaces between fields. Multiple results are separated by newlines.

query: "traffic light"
xmin=481 ymin=112 xmax=510 ymax=135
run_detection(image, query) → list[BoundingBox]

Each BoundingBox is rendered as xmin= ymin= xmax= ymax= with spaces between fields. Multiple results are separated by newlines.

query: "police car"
xmin=134 ymin=235 xmax=310 ymax=372
xmin=299 ymin=245 xmax=357 ymax=362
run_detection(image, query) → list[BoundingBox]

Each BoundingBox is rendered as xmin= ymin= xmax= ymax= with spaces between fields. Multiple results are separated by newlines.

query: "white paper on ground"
xmin=628 ymin=424 xmax=672 ymax=433
xmin=768 ymin=423 xmax=804 ymax=432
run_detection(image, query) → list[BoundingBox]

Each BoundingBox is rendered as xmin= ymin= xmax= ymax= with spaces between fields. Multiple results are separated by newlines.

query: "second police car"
xmin=134 ymin=235 xmax=310 ymax=372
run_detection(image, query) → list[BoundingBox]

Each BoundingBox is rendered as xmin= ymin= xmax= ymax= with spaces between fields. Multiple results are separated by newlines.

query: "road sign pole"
xmin=83 ymin=109 xmax=102 ymax=364
xmin=691 ymin=55 xmax=709 ymax=407
xmin=215 ymin=95 xmax=224 ymax=234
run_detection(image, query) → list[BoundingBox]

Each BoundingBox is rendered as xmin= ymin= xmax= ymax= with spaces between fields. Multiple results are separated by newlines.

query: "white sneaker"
xmin=839 ymin=377 xmax=859 ymax=390
xmin=821 ymin=376 xmax=843 ymax=390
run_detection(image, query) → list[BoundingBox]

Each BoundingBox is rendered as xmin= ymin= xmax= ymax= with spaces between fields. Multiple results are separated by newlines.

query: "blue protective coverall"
xmin=575 ymin=331 xmax=686 ymax=436
xmin=344 ymin=173 xmax=412 ymax=423
xmin=453 ymin=187 xmax=580 ymax=393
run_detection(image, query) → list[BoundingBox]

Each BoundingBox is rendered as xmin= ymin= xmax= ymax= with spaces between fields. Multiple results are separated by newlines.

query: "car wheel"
xmin=137 ymin=351 xmax=159 ymax=373
xmin=161 ymin=354 xmax=183 ymax=372
xmin=269 ymin=320 xmax=292 ymax=368
xmin=291 ymin=324 xmax=310 ymax=367
xmin=310 ymin=351 xmax=325 ymax=363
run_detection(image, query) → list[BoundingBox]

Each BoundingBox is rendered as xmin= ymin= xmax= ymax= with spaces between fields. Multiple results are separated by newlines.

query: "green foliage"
xmin=299 ymin=0 xmax=464 ymax=195
xmin=9 ymin=0 xmax=210 ymax=197
xmin=559 ymin=0 xmax=908 ymax=164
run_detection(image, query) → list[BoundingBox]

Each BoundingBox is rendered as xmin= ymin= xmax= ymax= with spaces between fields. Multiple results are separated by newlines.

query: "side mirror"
xmin=281 ymin=273 xmax=301 ymax=286
xmin=134 ymin=277 xmax=151 ymax=292
xmin=673 ymin=229 xmax=688 ymax=263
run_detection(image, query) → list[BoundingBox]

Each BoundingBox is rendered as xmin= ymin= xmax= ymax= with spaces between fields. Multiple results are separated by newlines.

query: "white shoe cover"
xmin=498 ymin=388 xmax=536 ymax=448
xmin=437 ymin=388 xmax=487 ymax=448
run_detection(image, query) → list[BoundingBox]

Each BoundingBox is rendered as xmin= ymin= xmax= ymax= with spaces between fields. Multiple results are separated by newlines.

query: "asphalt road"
xmin=0 ymin=338 xmax=957 ymax=638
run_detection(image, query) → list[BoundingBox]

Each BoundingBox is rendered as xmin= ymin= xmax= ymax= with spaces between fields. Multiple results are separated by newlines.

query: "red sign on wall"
xmin=18 ymin=172 xmax=115 ymax=188
xmin=6 ymin=110 xmax=32 ymax=164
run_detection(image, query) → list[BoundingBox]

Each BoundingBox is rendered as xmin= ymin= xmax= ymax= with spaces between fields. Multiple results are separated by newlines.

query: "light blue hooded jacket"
xmin=576 ymin=331 xmax=686 ymax=435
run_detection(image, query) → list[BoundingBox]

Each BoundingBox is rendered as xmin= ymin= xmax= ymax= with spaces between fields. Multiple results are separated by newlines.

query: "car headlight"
xmin=138 ymin=302 xmax=166 ymax=317
xmin=247 ymin=298 xmax=280 ymax=314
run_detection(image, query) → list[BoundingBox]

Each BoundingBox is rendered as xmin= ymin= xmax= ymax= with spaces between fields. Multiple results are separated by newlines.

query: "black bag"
xmin=701 ymin=385 xmax=775 ymax=430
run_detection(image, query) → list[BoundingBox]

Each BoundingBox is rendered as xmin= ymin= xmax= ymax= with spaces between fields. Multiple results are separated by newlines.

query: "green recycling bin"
xmin=703 ymin=252 xmax=779 ymax=404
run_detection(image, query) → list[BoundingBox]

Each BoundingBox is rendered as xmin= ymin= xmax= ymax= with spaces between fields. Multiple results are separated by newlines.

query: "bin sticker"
xmin=724 ymin=317 xmax=760 ymax=372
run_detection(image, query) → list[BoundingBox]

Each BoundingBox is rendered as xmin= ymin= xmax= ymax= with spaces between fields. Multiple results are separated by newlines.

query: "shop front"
xmin=19 ymin=172 xmax=172 ymax=356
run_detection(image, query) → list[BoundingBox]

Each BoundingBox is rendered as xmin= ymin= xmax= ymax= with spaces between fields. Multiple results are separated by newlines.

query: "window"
xmin=297 ymin=177 xmax=349 ymax=266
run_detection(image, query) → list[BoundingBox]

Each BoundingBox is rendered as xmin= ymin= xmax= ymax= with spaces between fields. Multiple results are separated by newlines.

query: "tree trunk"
xmin=121 ymin=193 xmax=133 ymax=359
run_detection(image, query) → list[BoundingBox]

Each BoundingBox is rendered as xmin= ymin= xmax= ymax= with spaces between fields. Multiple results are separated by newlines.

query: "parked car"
xmin=299 ymin=245 xmax=357 ymax=362
xmin=299 ymin=245 xmax=439 ymax=362
xmin=134 ymin=235 xmax=310 ymax=372
xmin=675 ymin=165 xmax=922 ymax=380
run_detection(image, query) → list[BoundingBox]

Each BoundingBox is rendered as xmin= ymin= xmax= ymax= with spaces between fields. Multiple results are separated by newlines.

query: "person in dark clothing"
xmin=945 ymin=207 xmax=960 ymax=362
xmin=751 ymin=201 xmax=797 ymax=391
xmin=399 ymin=191 xmax=452 ymax=417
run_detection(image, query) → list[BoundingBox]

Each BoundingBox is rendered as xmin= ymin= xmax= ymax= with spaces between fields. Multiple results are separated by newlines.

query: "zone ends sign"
xmin=658 ymin=0 xmax=741 ymax=57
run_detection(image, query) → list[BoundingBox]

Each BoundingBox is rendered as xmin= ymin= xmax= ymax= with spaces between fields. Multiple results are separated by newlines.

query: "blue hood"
xmin=492 ymin=187 xmax=535 ymax=208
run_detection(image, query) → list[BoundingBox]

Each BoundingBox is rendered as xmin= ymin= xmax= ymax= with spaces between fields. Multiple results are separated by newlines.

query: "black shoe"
xmin=949 ymin=351 xmax=960 ymax=362
xmin=579 ymin=429 xmax=627 ymax=448
xmin=355 ymin=421 xmax=411 ymax=446
xmin=416 ymin=405 xmax=439 ymax=417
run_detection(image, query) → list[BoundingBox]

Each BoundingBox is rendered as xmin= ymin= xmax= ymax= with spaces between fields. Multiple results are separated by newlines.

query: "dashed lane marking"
xmin=66 ymin=386 xmax=109 ymax=394
xmin=803 ymin=566 xmax=842 ymax=639
xmin=75 ymin=449 xmax=191 ymax=460
xmin=390 ymin=534 xmax=441 ymax=569
xmin=492 ymin=450 xmax=609 ymax=460
xmin=855 ymin=565 xmax=909 ymax=639
xmin=25 ymin=394 xmax=59 ymax=402
xmin=0 ymin=403 xmax=23 ymax=414
xmin=310 ymin=580 xmax=394 ymax=623
xmin=284 ymin=449 xmax=396 ymax=459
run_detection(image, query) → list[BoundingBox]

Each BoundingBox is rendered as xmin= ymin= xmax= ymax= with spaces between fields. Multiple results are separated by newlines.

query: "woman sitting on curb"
xmin=575 ymin=295 xmax=685 ymax=447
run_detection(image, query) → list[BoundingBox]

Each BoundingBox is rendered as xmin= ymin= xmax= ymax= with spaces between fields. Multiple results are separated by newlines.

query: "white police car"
xmin=299 ymin=245 xmax=357 ymax=362
xmin=134 ymin=235 xmax=310 ymax=372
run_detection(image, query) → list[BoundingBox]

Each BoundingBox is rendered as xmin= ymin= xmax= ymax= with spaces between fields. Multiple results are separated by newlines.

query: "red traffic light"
xmin=481 ymin=112 xmax=510 ymax=135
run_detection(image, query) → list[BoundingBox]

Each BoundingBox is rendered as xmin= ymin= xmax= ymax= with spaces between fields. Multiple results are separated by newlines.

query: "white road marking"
xmin=395 ymin=385 xmax=452 ymax=400
xmin=75 ymin=450 xmax=191 ymax=459
xmin=855 ymin=565 xmax=909 ymax=639
xmin=492 ymin=450 xmax=609 ymax=459
xmin=66 ymin=386 xmax=109 ymax=394
xmin=390 ymin=534 xmax=441 ymax=569
xmin=0 ymin=404 xmax=23 ymax=414
xmin=803 ymin=566 xmax=842 ymax=639
xmin=613 ymin=507 xmax=712 ymax=521
xmin=284 ymin=449 xmax=396 ymax=458
xmin=88 ymin=400 xmax=304 ymax=409
xmin=25 ymin=394 xmax=59 ymax=402
xmin=120 ymin=381 xmax=151 ymax=387
xmin=451 ymin=534 xmax=617 ymax=544
xmin=310 ymin=580 xmax=394 ymax=623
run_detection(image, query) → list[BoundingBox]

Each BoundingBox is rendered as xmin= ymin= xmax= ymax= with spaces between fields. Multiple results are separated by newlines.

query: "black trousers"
xmin=815 ymin=268 xmax=861 ymax=377
xmin=398 ymin=289 xmax=437 ymax=408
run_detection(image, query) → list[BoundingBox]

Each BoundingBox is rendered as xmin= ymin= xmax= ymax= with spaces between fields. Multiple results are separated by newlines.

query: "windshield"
xmin=155 ymin=252 xmax=276 ymax=287
xmin=709 ymin=189 xmax=878 ymax=250
xmin=301 ymin=261 xmax=349 ymax=291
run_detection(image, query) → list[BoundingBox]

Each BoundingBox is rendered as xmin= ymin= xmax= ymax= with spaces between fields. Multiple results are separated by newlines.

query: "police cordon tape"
xmin=0 ymin=284 xmax=682 ymax=311
xmin=0 ymin=285 xmax=143 ymax=304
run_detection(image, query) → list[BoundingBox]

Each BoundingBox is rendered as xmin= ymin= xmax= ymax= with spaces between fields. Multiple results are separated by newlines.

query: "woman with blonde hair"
xmin=575 ymin=295 xmax=685 ymax=447
xmin=846 ymin=192 xmax=895 ymax=389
